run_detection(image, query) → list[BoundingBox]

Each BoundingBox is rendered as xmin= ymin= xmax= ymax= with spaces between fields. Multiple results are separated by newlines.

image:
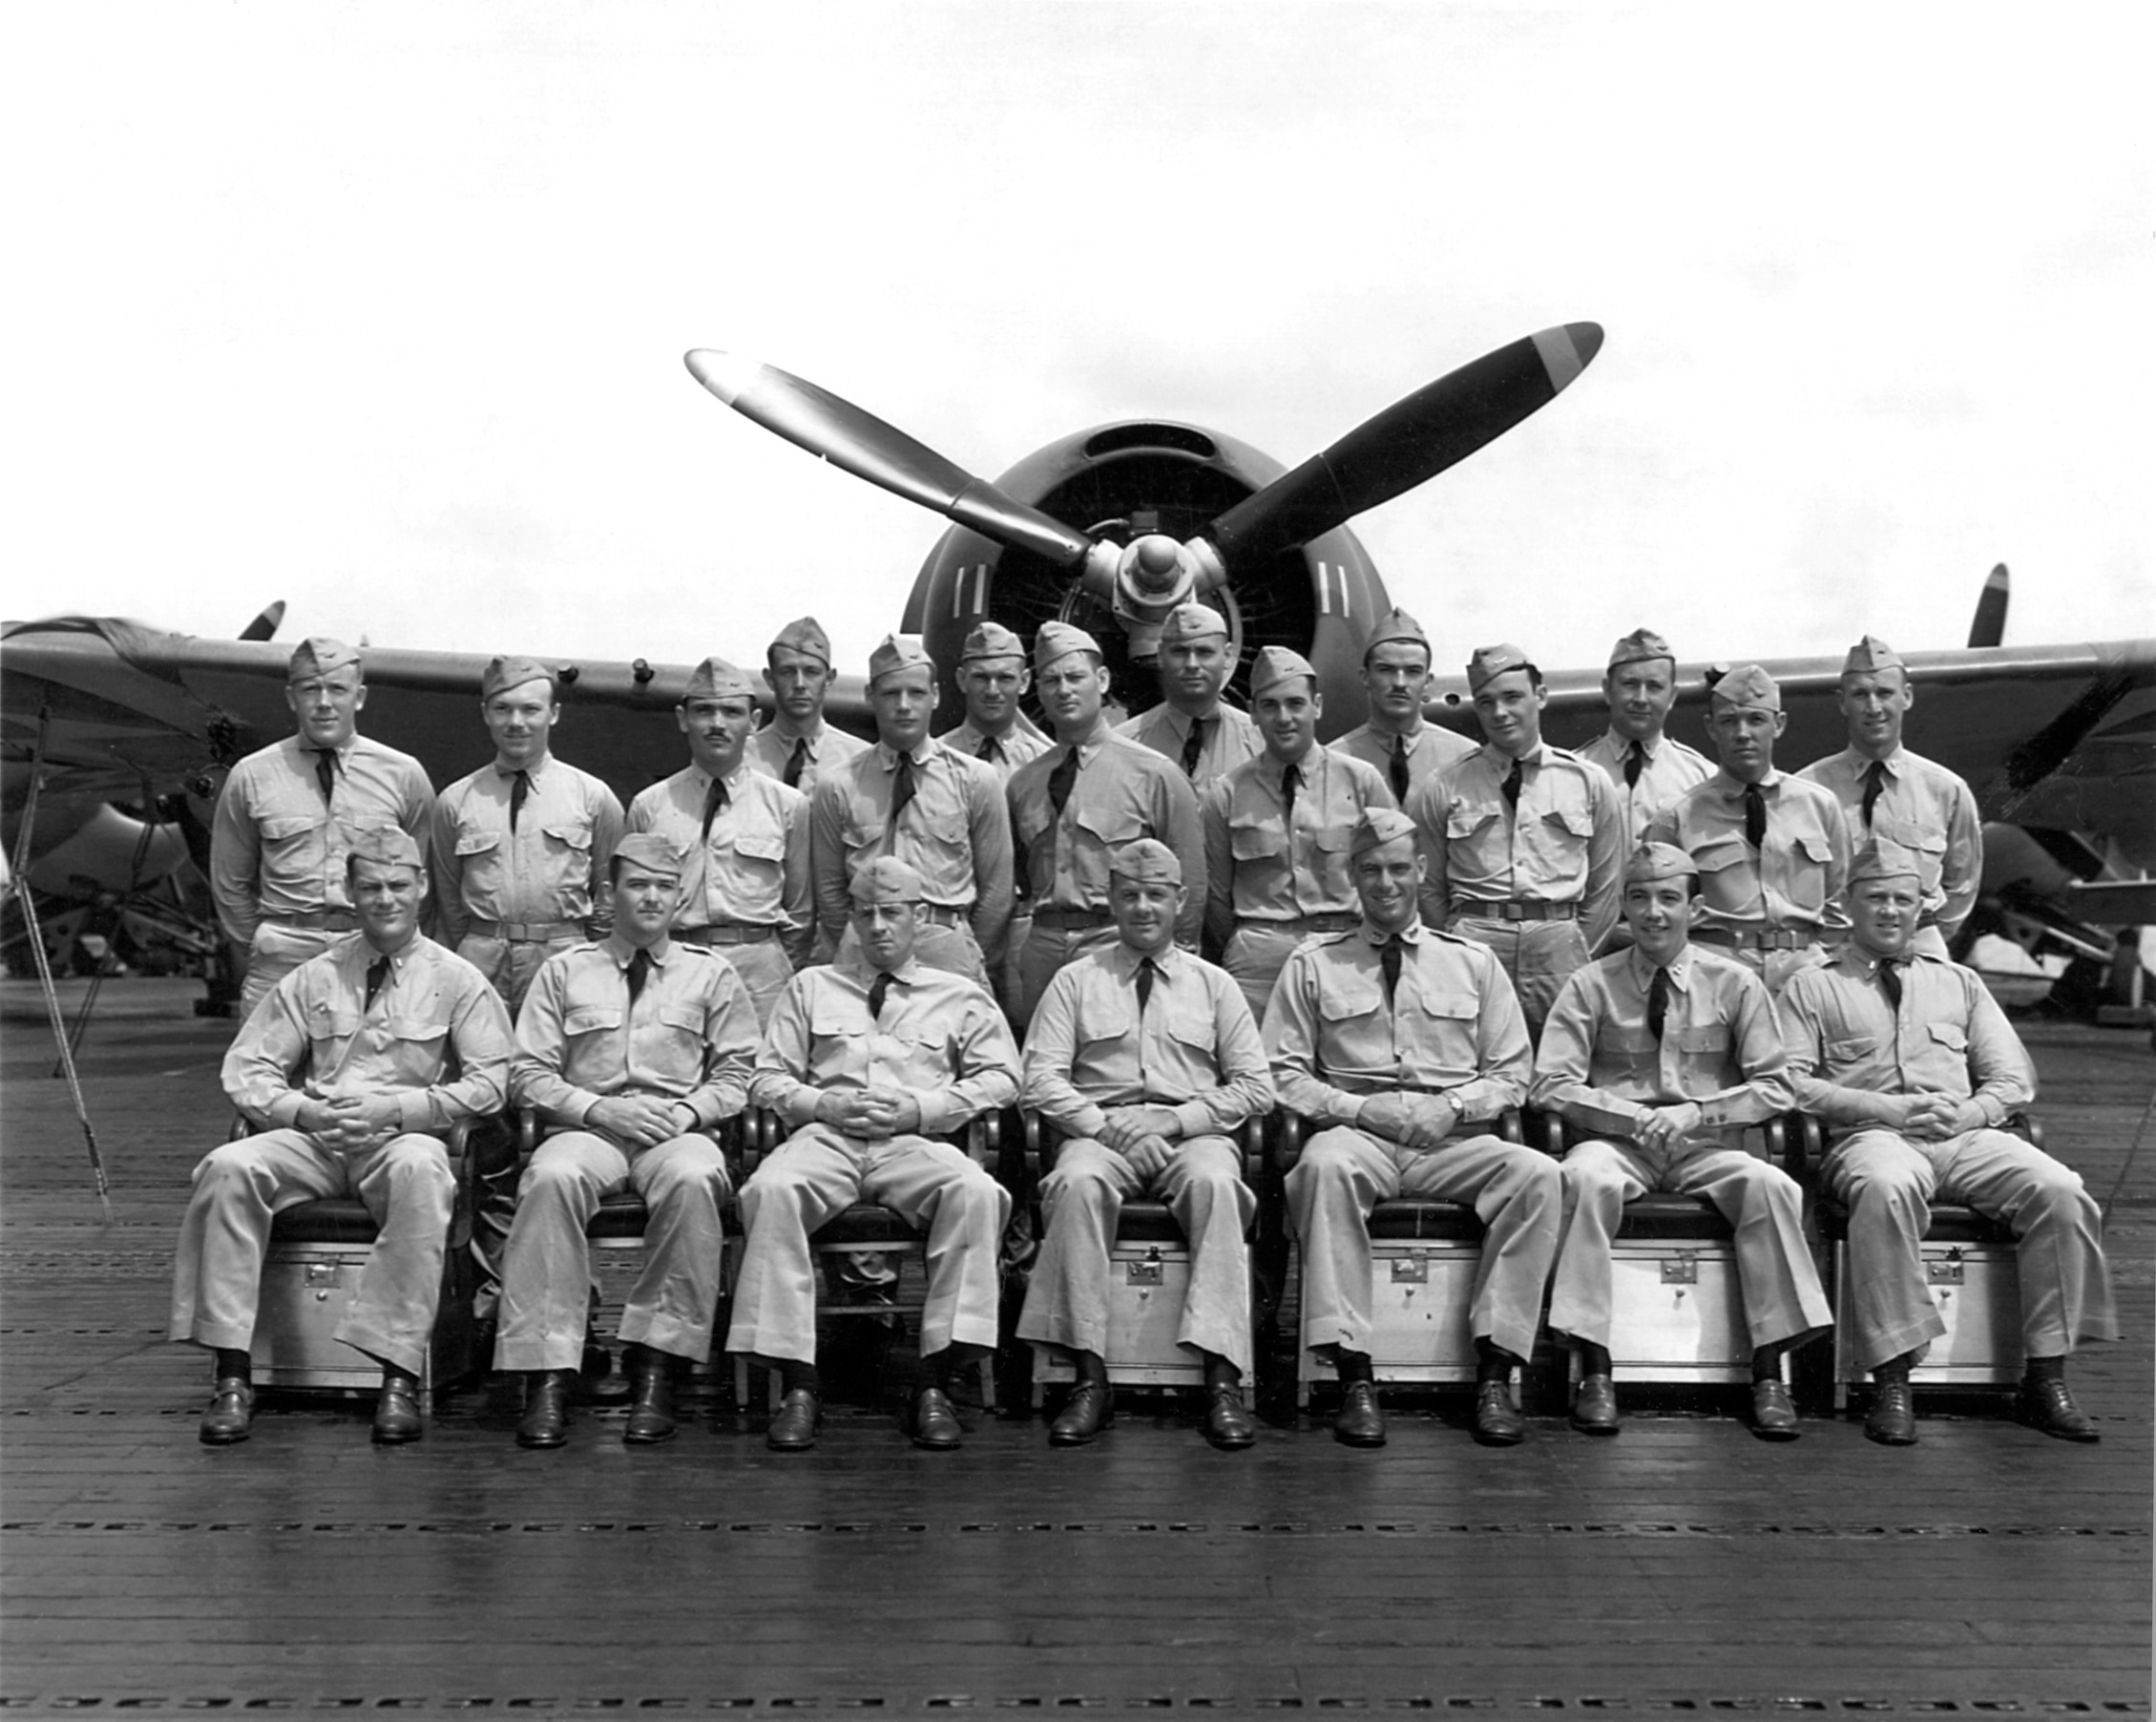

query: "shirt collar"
xmin=1713 ymin=766 xmax=1785 ymax=795
xmin=876 ymin=738 xmax=936 ymax=768
xmin=1359 ymin=915 xmax=1425 ymax=947
xmin=1477 ymin=740 xmax=1547 ymax=772
xmin=1257 ymin=745 xmax=1319 ymax=786
xmin=494 ymin=752 xmax=552 ymax=781
xmin=602 ymin=933 xmax=674 ymax=967
xmin=1108 ymin=939 xmax=1184 ymax=979
xmin=768 ymin=717 xmax=825 ymax=747
xmin=1624 ymin=942 xmax=1690 ymax=991
xmin=290 ymin=734 xmax=355 ymax=762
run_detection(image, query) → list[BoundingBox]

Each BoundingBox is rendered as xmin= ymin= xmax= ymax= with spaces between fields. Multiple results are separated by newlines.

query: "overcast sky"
xmin=9 ymin=3 xmax=2149 ymax=682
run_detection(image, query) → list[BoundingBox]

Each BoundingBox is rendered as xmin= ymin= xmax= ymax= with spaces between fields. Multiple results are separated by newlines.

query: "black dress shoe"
xmin=909 ymin=1385 xmax=964 ymax=1450
xmin=766 ymin=1387 xmax=821 ymax=1451
xmin=1569 ymin=1373 xmax=1621 ymax=1437
xmin=622 ymin=1353 xmax=679 ymax=1445
xmin=2018 ymin=1376 xmax=2100 ymax=1442
xmin=1203 ymin=1385 xmax=1256 ymax=1450
xmin=1864 ymin=1379 xmax=1917 ymax=1446
xmin=1473 ymin=1379 xmax=1527 ymax=1446
xmin=199 ymin=1376 xmax=255 ymax=1446
xmin=1332 ymin=1379 xmax=1386 ymax=1447
xmin=371 ymin=1374 xmax=425 ymax=1444
xmin=1048 ymin=1380 xmax=1114 ymax=1446
xmin=1748 ymin=1379 xmax=1800 ymax=1442
xmin=515 ymin=1369 xmax=575 ymax=1449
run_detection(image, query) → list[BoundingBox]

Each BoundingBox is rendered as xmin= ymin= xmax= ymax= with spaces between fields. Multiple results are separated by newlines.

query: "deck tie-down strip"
xmin=1 ymin=1694 xmax=2149 ymax=1712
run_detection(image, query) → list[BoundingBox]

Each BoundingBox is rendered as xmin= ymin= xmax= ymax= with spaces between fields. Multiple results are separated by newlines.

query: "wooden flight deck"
xmin=3 ymin=979 xmax=2148 ymax=1712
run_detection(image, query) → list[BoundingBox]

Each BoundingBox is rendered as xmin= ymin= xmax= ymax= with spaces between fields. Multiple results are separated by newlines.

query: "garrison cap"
xmin=683 ymin=656 xmax=757 ymax=702
xmin=611 ymin=832 xmax=685 ymax=878
xmin=288 ymin=637 xmax=361 ymax=682
xmin=849 ymin=855 xmax=926 ymax=906
xmin=1709 ymin=662 xmax=1781 ymax=712
xmin=1250 ymin=644 xmax=1318 ymax=696
xmin=1350 ymin=807 xmax=1419 ymax=858
xmin=1109 ymin=836 xmax=1183 ymax=886
xmin=1159 ymin=602 xmax=1229 ymax=645
xmin=767 ymin=617 xmax=833 ymax=668
xmin=1034 ymin=620 xmax=1103 ymax=671
xmin=1841 ymin=635 xmax=1906 ymax=677
xmin=345 ymin=826 xmax=423 ymax=871
xmin=868 ymin=634 xmax=933 ymax=685
xmin=958 ymin=620 xmax=1027 ymax=664
xmin=1608 ymin=628 xmax=1675 ymax=670
xmin=480 ymin=654 xmax=555 ymax=700
xmin=1466 ymin=642 xmax=1532 ymax=692
xmin=1849 ymin=838 xmax=1923 ymax=885
xmin=1623 ymin=841 xmax=1698 ymax=885
xmin=1364 ymin=607 xmax=1431 ymax=659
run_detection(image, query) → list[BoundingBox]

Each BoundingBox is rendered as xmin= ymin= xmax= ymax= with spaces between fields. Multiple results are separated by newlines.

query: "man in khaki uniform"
xmin=1647 ymin=663 xmax=1851 ymax=996
xmin=1407 ymin=642 xmax=1622 ymax=1037
xmin=1204 ymin=645 xmax=1395 ymax=1019
xmin=730 ymin=858 xmax=1019 ymax=1452
xmin=1007 ymin=621 xmax=1207 ymax=1024
xmin=1329 ymin=606 xmax=1476 ymax=806
xmin=1533 ymin=842 xmax=1831 ymax=1440
xmin=745 ymin=616 xmax=869 ymax=796
xmin=210 ymin=638 xmax=435 ymax=1015
xmin=173 ymin=828 xmax=513 ymax=1445
xmin=496 ymin=833 xmax=760 ymax=1450
xmin=1018 ymin=839 xmax=1274 ymax=1449
xmin=1780 ymin=843 xmax=2117 ymax=1446
xmin=626 ymin=656 xmax=810 ymax=1026
xmin=1268 ymin=808 xmax=1560 ymax=1448
xmin=1797 ymin=635 xmax=1982 ymax=960
xmin=1116 ymin=601 xmax=1261 ymax=786
xmin=1577 ymin=628 xmax=1712 ymax=848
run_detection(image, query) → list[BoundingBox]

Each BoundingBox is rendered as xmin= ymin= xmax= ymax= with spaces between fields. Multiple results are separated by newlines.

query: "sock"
xmin=1071 ymin=1350 xmax=1109 ymax=1387
xmin=1202 ymin=1354 xmax=1241 ymax=1393
xmin=1475 ymin=1338 xmax=1520 ymax=1385
xmin=213 ymin=1348 xmax=252 ymax=1383
xmin=1873 ymin=1356 xmax=1914 ymax=1384
xmin=1750 ymin=1347 xmax=1783 ymax=1384
xmin=778 ymin=1358 xmax=820 ymax=1396
xmin=1333 ymin=1349 xmax=1374 ymax=1387
xmin=2024 ymin=1354 xmax=2065 ymax=1383
xmin=1578 ymin=1342 xmax=1613 ymax=1377
xmin=918 ymin=1342 xmax=986 ymax=1395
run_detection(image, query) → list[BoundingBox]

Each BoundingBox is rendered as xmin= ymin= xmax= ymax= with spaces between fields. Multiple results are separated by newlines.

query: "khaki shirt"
xmin=1265 ymin=919 xmax=1532 ymax=1128
xmin=1202 ymin=746 xmax=1395 ymax=947
xmin=1007 ymin=731 xmax=1207 ymax=947
xmin=1646 ymin=769 xmax=1851 ymax=940
xmin=210 ymin=735 xmax=435 ymax=946
xmin=222 ymin=933 xmax=512 ymax=1134
xmin=750 ymin=956 xmax=1020 ymax=1137
xmin=1531 ymin=943 xmax=1792 ymax=1145
xmin=1406 ymin=741 xmax=1622 ymax=949
xmin=625 ymin=763 xmax=811 ymax=965
xmin=429 ymin=754 xmax=624 ymax=946
xmin=1797 ymin=746 xmax=1982 ymax=938
xmin=935 ymin=716 xmax=1054 ymax=782
xmin=1021 ymin=943 xmax=1275 ymax=1143
xmin=1778 ymin=947 xmax=2033 ymax=1128
xmin=745 ymin=719 xmax=869 ymax=797
xmin=1329 ymin=721 xmax=1477 ymax=803
xmin=1116 ymin=702 xmax=1262 ymax=786
xmin=511 ymin=934 xmax=759 ymax=1132
xmin=1577 ymin=729 xmax=1714 ymax=848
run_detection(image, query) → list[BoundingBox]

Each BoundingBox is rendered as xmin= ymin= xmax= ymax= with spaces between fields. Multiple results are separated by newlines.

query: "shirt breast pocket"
xmin=1317 ymin=972 xmax=1385 ymax=1026
xmin=1673 ymin=1024 xmax=1730 ymax=1056
xmin=541 ymin=821 xmax=593 ymax=857
xmin=1790 ymin=833 xmax=1836 ymax=909
xmin=455 ymin=830 xmax=503 ymax=859
xmin=1075 ymin=998 xmax=1136 ymax=1047
xmin=1926 ymin=1022 xmax=1969 ymax=1055
xmin=1411 ymin=989 xmax=1481 ymax=1070
xmin=1826 ymin=1035 xmax=1878 ymax=1063
xmin=1599 ymin=1024 xmax=1660 ymax=1072
xmin=262 ymin=812 xmax=324 ymax=852
xmin=563 ymin=1004 xmax=625 ymax=1040
xmin=656 ymin=1002 xmax=706 ymax=1051
xmin=1228 ymin=817 xmax=1284 ymax=863
xmin=384 ymin=1017 xmax=450 ymax=1068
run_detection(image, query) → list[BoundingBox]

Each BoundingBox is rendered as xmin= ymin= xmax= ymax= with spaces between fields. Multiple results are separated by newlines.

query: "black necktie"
xmin=363 ymin=956 xmax=390 ymax=1014
xmin=867 ymin=971 xmax=892 ymax=1019
xmin=1180 ymin=716 xmax=1208 ymax=778
xmin=1389 ymin=735 xmax=1411 ymax=804
xmin=508 ymin=768 xmax=531 ymax=833
xmin=890 ymin=752 xmax=916 ymax=824
xmin=1047 ymin=746 xmax=1079 ymax=816
xmin=1280 ymin=761 xmax=1300 ymax=830
xmin=1379 ymin=935 xmax=1404 ymax=1005
xmin=1861 ymin=760 xmax=1888 ymax=828
xmin=313 ymin=748 xmax=337 ymax=806
xmin=1877 ymin=957 xmax=1903 ymax=1015
xmin=783 ymin=737 xmax=808 ymax=789
xmin=1135 ymin=956 xmax=1159 ymax=1016
xmin=1743 ymin=783 xmax=1769 ymax=850
xmin=1624 ymin=741 xmax=1645 ymax=788
xmin=976 ymin=734 xmax=1002 ymax=765
xmin=625 ymin=948 xmax=652 ymax=1005
xmin=1646 ymin=965 xmax=1669 ymax=1042
xmin=701 ymin=775 xmax=728 ymax=842
xmin=1501 ymin=757 xmax=1523 ymax=812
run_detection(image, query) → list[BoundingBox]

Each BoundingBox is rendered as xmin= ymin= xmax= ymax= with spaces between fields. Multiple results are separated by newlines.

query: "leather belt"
xmin=915 ymin=904 xmax=972 ymax=929
xmin=1031 ymin=906 xmax=1113 ymax=930
xmin=1456 ymin=899 xmax=1579 ymax=923
xmin=1240 ymin=913 xmax=1360 ymax=934
xmin=1697 ymin=925 xmax=1818 ymax=952
xmin=264 ymin=909 xmax=358 ymax=932
xmin=469 ymin=918 xmax=582 ymax=942
xmin=677 ymin=924 xmax=780 ymax=946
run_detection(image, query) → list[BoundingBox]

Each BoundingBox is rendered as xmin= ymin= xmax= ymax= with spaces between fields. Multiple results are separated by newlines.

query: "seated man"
xmin=1268 ymin=808 xmax=1560 ymax=1448
xmin=170 ymin=828 xmax=513 ymax=1445
xmin=1533 ymin=842 xmax=1832 ymax=1440
xmin=1018 ymin=838 xmax=1276 ymax=1450
xmin=496 ymin=833 xmax=761 ymax=1450
xmin=1780 ymin=843 xmax=2120 ymax=1445
xmin=727 ymin=858 xmax=1019 ymax=1451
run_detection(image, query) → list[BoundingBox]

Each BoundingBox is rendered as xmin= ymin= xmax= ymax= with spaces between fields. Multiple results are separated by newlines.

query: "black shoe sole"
xmin=371 ymin=1425 xmax=424 ymax=1445
xmin=515 ymin=1428 xmax=568 ymax=1449
xmin=198 ymin=1427 xmax=251 ymax=1446
xmin=1048 ymin=1426 xmax=1105 ymax=1446
xmin=1204 ymin=1427 xmax=1256 ymax=1450
xmin=622 ymin=1425 xmax=679 ymax=1445
xmin=1863 ymin=1425 xmax=1917 ymax=1446
xmin=1569 ymin=1418 xmax=1621 ymax=1437
xmin=1331 ymin=1426 xmax=1387 ymax=1448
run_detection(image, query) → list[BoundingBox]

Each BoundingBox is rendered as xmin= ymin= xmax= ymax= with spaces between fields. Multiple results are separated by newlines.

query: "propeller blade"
xmin=1196 ymin=323 xmax=1604 ymax=569
xmin=684 ymin=349 xmax=1097 ymax=568
xmin=237 ymin=600 xmax=285 ymax=642
xmin=1967 ymin=563 xmax=2010 ymax=649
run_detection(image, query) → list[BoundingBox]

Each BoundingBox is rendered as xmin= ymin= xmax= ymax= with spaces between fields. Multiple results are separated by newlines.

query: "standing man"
xmin=1268 ymin=808 xmax=1560 ymax=1448
xmin=1577 ymin=628 xmax=1712 ymax=848
xmin=1647 ymin=664 xmax=1851 ymax=997
xmin=211 ymin=638 xmax=434 ymax=1015
xmin=173 ymin=828 xmax=513 ymax=1445
xmin=626 ymin=656 xmax=810 ymax=1027
xmin=1008 ymin=621 xmax=1207 ymax=1024
xmin=1780 ymin=843 xmax=2118 ymax=1446
xmin=1798 ymin=635 xmax=1981 ymax=959
xmin=1204 ymin=645 xmax=1395 ymax=1019
xmin=1329 ymin=606 xmax=1476 ymax=806
xmin=1117 ymin=602 xmax=1261 ymax=787
xmin=810 ymin=634 xmax=1013 ymax=991
xmin=1533 ymin=842 xmax=1832 ymax=1440
xmin=1407 ymin=643 xmax=1622 ymax=1037
xmin=729 ymin=859 xmax=1018 ymax=1451
xmin=1018 ymin=839 xmax=1275 ymax=1449
xmin=746 ymin=616 xmax=869 ymax=796
xmin=495 ymin=833 xmax=760 ymax=1450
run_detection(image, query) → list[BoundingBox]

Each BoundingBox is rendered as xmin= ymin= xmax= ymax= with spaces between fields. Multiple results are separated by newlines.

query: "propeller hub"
xmin=1129 ymin=534 xmax=1183 ymax=595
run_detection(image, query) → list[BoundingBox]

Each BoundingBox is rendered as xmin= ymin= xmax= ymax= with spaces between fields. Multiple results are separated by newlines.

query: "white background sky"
xmin=7 ymin=3 xmax=2149 ymax=680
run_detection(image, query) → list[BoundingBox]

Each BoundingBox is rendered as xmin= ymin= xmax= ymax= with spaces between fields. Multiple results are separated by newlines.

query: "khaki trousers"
xmin=1444 ymin=915 xmax=1590 ymax=1040
xmin=1016 ymin=921 xmax=1119 ymax=1029
xmin=1223 ymin=924 xmax=1318 ymax=1025
xmin=239 ymin=922 xmax=343 ymax=1017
